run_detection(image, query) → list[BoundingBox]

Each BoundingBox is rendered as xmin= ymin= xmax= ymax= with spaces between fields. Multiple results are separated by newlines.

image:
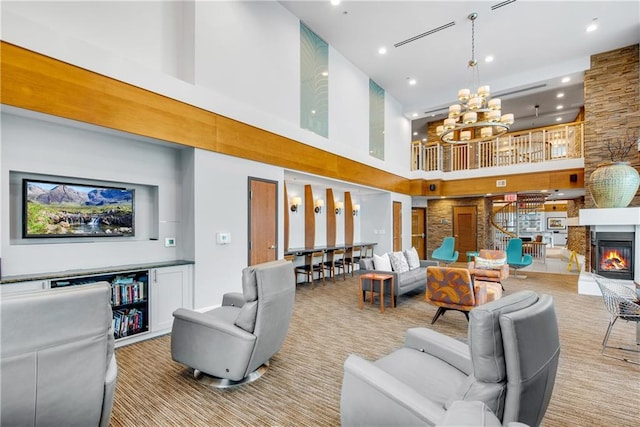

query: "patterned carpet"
xmin=111 ymin=271 xmax=640 ymax=426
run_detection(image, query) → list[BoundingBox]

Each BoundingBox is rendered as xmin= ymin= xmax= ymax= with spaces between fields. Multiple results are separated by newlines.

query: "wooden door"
xmin=249 ymin=177 xmax=278 ymax=265
xmin=393 ymin=201 xmax=402 ymax=251
xmin=453 ymin=205 xmax=477 ymax=262
xmin=411 ymin=207 xmax=426 ymax=259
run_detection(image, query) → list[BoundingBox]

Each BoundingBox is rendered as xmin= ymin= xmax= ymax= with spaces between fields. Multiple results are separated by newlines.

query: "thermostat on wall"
xmin=216 ymin=232 xmax=231 ymax=245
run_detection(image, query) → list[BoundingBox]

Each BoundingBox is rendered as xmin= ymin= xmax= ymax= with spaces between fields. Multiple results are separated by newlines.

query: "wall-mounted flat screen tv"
xmin=23 ymin=178 xmax=135 ymax=238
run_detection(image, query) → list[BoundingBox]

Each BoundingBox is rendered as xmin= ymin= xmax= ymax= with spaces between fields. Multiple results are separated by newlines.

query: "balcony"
xmin=411 ymin=122 xmax=584 ymax=173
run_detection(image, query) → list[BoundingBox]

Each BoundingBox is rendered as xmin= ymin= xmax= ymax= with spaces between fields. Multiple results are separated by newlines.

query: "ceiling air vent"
xmin=394 ymin=21 xmax=455 ymax=48
xmin=496 ymin=83 xmax=547 ymax=98
xmin=491 ymin=0 xmax=517 ymax=11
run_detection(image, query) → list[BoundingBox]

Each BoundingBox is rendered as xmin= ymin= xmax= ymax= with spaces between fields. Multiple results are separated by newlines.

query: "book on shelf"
xmin=113 ymin=308 xmax=145 ymax=339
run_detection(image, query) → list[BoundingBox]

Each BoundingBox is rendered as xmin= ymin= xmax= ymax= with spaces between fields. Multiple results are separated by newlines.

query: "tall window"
xmin=369 ymin=79 xmax=385 ymax=160
xmin=300 ymin=23 xmax=328 ymax=138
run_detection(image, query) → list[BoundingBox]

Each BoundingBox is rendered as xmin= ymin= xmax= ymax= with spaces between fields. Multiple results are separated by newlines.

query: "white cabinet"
xmin=150 ymin=264 xmax=193 ymax=333
xmin=0 ymin=280 xmax=47 ymax=295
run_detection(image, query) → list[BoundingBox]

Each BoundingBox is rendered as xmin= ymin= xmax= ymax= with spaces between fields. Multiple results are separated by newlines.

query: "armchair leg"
xmin=431 ymin=307 xmax=471 ymax=324
xmin=431 ymin=307 xmax=446 ymax=324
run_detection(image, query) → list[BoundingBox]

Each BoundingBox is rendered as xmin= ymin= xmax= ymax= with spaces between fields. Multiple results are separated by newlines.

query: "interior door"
xmin=393 ymin=201 xmax=402 ymax=252
xmin=249 ymin=177 xmax=278 ymax=265
xmin=411 ymin=207 xmax=426 ymax=259
xmin=453 ymin=205 xmax=477 ymax=262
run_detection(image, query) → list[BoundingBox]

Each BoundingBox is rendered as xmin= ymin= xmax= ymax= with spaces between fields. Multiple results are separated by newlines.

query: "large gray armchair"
xmin=1 ymin=282 xmax=117 ymax=427
xmin=171 ymin=260 xmax=295 ymax=387
xmin=340 ymin=290 xmax=560 ymax=426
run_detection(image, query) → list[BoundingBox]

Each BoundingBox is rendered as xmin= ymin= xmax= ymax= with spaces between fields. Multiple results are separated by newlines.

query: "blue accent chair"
xmin=506 ymin=238 xmax=533 ymax=278
xmin=432 ymin=236 xmax=459 ymax=264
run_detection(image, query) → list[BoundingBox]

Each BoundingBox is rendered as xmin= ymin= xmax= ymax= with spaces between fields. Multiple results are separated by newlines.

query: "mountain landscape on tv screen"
xmin=25 ymin=183 xmax=134 ymax=237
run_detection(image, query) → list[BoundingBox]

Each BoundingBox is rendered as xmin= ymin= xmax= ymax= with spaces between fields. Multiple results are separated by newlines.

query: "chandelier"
xmin=437 ymin=13 xmax=514 ymax=144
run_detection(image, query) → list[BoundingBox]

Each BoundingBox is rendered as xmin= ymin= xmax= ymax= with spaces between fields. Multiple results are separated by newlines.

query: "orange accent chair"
xmin=467 ymin=249 xmax=509 ymax=284
xmin=426 ymin=266 xmax=499 ymax=324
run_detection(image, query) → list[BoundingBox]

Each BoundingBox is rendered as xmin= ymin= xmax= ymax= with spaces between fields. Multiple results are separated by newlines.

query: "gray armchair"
xmin=171 ymin=260 xmax=295 ymax=387
xmin=1 ymin=282 xmax=117 ymax=427
xmin=340 ymin=290 xmax=559 ymax=426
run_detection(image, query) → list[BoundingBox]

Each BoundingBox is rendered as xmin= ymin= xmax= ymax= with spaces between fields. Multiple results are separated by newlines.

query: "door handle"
xmin=269 ymin=245 xmax=276 ymax=249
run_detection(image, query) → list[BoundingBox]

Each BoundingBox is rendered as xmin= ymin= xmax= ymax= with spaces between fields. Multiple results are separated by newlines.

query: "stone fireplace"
xmin=578 ymin=207 xmax=640 ymax=295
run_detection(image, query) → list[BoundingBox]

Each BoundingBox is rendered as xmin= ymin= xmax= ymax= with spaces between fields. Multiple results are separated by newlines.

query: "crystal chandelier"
xmin=437 ymin=13 xmax=514 ymax=144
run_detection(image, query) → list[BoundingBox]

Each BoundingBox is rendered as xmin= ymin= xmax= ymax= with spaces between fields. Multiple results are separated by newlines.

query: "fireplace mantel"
xmin=580 ymin=207 xmax=640 ymax=226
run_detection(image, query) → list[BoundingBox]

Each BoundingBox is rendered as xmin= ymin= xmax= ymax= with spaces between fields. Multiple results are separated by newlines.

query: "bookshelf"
xmin=51 ymin=270 xmax=150 ymax=340
xmin=1 ymin=261 xmax=193 ymax=346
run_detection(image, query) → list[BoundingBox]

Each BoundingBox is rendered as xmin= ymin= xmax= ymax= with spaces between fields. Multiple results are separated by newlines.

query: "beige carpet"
xmin=111 ymin=272 xmax=640 ymax=426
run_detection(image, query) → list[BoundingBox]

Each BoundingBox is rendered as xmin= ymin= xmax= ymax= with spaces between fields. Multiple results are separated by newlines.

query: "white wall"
xmin=1 ymin=109 xmax=185 ymax=276
xmin=192 ymin=149 xmax=284 ymax=309
xmin=359 ymin=193 xmax=392 ymax=255
xmin=1 ymin=1 xmax=413 ymax=179
xmin=286 ymin=183 xmax=305 ymax=249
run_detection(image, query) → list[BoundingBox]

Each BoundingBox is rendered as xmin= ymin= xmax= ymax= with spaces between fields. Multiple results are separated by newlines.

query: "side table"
xmin=359 ymin=273 xmax=395 ymax=313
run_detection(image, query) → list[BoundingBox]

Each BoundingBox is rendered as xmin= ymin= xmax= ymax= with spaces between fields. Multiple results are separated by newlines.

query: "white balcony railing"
xmin=411 ymin=122 xmax=584 ymax=172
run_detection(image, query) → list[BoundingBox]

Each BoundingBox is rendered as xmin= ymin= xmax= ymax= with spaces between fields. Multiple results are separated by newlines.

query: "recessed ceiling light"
xmin=485 ymin=55 xmax=494 ymax=63
xmin=412 ymin=112 xmax=418 ymax=117
xmin=413 ymin=131 xmax=418 ymax=136
xmin=556 ymin=105 xmax=563 ymax=110
xmin=321 ymin=71 xmax=329 ymax=77
xmin=422 ymin=138 xmax=427 ymax=142
xmin=561 ymin=77 xmax=571 ymax=83
xmin=378 ymin=47 xmax=387 ymax=55
xmin=407 ymin=77 xmax=417 ymax=85
xmin=331 ymin=0 xmax=341 ymax=6
xmin=557 ymin=193 xmax=565 ymax=196
xmin=586 ymin=18 xmax=599 ymax=32
xmin=556 ymin=117 xmax=562 ymax=121
xmin=557 ymin=92 xmax=565 ymax=98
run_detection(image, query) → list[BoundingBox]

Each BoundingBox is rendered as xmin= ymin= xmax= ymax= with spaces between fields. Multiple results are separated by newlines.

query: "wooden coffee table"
xmin=359 ymin=273 xmax=395 ymax=313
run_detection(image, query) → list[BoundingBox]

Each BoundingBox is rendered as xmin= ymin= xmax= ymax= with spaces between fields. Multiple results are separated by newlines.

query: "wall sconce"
xmin=290 ymin=196 xmax=302 ymax=213
xmin=314 ymin=199 xmax=324 ymax=214
xmin=335 ymin=201 xmax=344 ymax=215
xmin=352 ymin=204 xmax=360 ymax=216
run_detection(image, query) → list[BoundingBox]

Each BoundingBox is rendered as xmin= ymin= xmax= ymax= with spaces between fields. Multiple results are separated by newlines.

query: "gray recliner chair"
xmin=171 ymin=260 xmax=295 ymax=387
xmin=1 ymin=282 xmax=117 ymax=427
xmin=340 ymin=290 xmax=560 ymax=426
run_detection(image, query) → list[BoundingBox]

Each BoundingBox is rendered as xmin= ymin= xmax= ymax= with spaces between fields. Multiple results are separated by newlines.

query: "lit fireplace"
xmin=591 ymin=231 xmax=634 ymax=280
xmin=600 ymin=248 xmax=629 ymax=271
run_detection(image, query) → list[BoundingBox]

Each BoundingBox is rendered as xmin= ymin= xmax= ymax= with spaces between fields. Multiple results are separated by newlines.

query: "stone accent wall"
xmin=584 ymin=44 xmax=640 ymax=209
xmin=583 ymin=44 xmax=639 ymax=270
xmin=566 ymin=197 xmax=586 ymax=255
xmin=427 ymin=197 xmax=488 ymax=259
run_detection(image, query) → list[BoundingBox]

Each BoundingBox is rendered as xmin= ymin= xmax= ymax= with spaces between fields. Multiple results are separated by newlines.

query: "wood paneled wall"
xmin=1 ymin=41 xmax=588 ymax=199
xmin=326 ymin=189 xmax=336 ymax=246
xmin=304 ymin=185 xmax=315 ymax=249
xmin=344 ymin=192 xmax=353 ymax=245
xmin=0 ymin=42 xmax=410 ymax=195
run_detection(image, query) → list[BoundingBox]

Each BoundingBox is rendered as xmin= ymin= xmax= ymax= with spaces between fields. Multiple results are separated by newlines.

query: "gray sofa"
xmin=1 ymin=282 xmax=117 ymax=427
xmin=359 ymin=257 xmax=438 ymax=303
